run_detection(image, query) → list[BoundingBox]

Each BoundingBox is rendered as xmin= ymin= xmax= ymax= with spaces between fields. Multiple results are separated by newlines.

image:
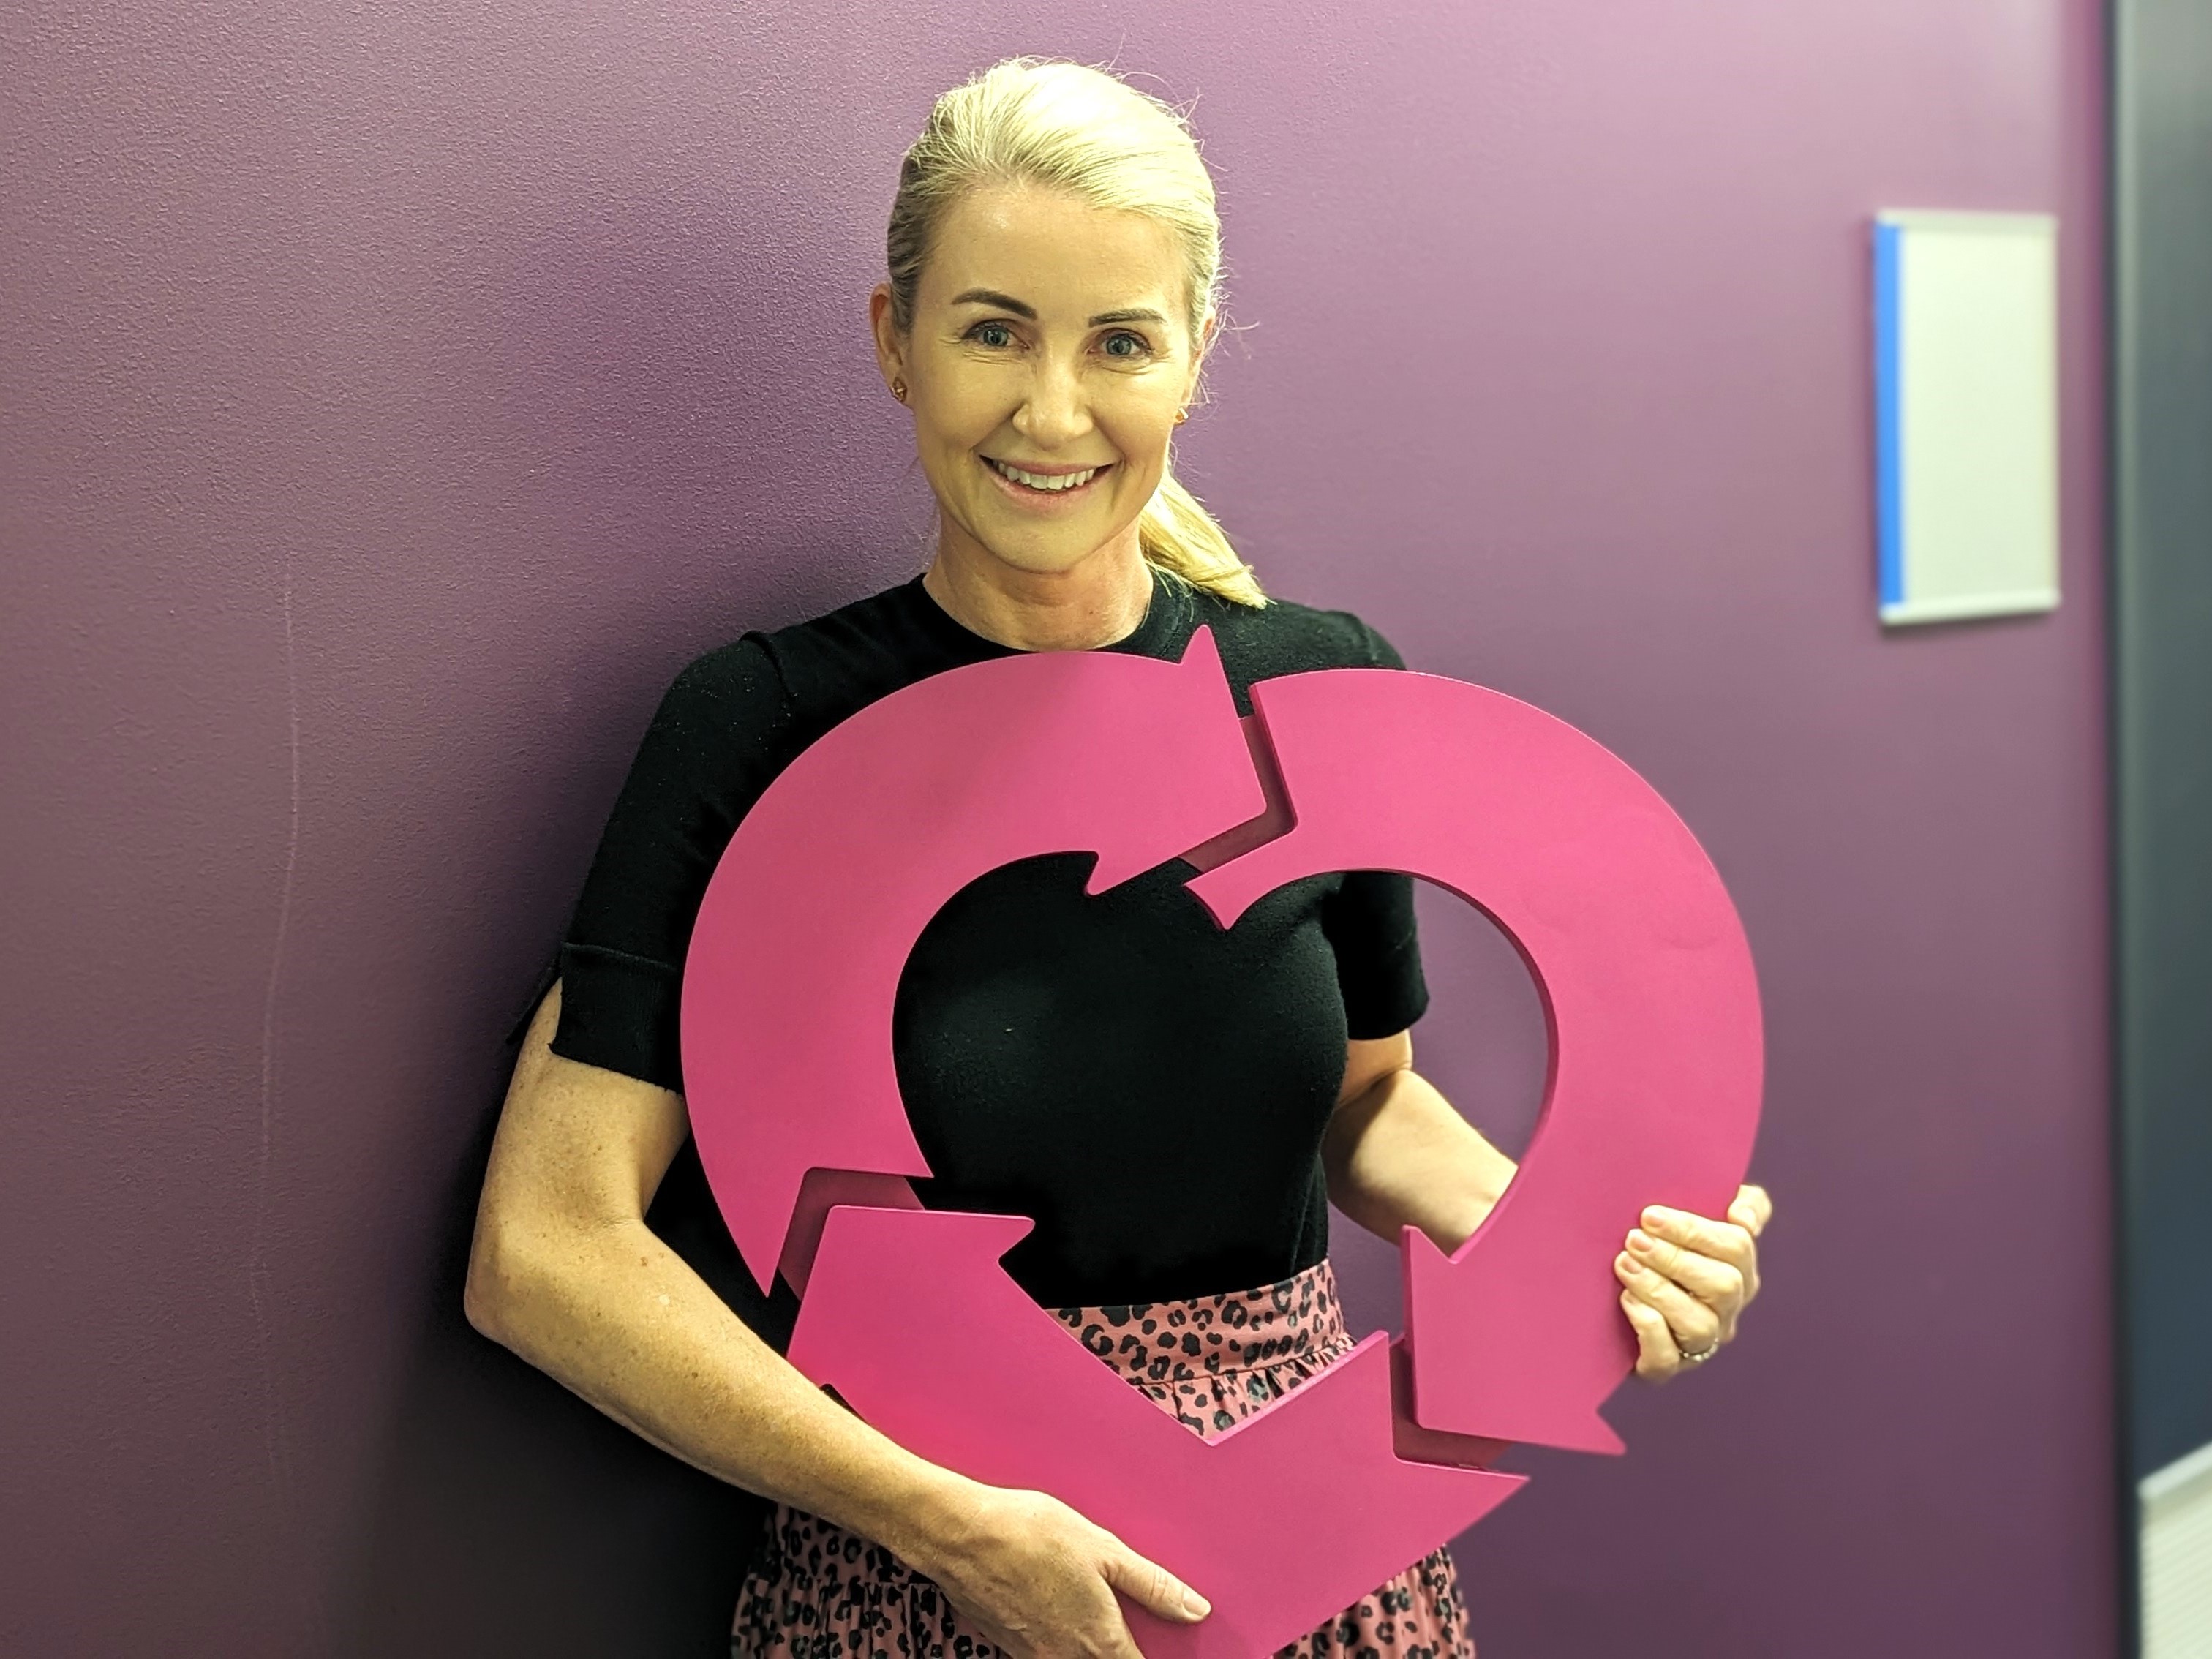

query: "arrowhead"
xmin=791 ymin=1206 xmax=1521 ymax=1658
xmin=1402 ymin=1225 xmax=1627 ymax=1456
xmin=1083 ymin=628 xmax=1267 ymax=892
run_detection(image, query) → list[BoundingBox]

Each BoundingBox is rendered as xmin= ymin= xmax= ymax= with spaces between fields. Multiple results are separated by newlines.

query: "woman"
xmin=467 ymin=56 xmax=1772 ymax=1659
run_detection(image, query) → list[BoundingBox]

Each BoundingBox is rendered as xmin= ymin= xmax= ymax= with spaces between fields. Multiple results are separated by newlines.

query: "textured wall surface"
xmin=0 ymin=2 xmax=2111 ymax=1655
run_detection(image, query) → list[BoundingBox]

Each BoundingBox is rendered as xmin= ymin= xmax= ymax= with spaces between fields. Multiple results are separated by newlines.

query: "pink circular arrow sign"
xmin=680 ymin=627 xmax=1763 ymax=1656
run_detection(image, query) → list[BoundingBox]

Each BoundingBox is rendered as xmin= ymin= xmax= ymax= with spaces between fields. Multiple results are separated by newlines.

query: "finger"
xmin=1723 ymin=1189 xmax=1768 ymax=1303
xmin=1098 ymin=1546 xmax=1211 ymax=1625
xmin=1639 ymin=1205 xmax=1756 ymax=1275
xmin=1623 ymin=1227 xmax=1747 ymax=1315
xmin=1728 ymin=1184 xmax=1773 ymax=1238
xmin=1620 ymin=1289 xmax=1681 ymax=1382
xmin=1617 ymin=1250 xmax=1729 ymax=1347
xmin=1616 ymin=1251 xmax=1726 ymax=1350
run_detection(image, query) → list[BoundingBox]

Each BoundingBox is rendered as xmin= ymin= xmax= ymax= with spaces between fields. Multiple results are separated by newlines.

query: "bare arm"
xmin=1320 ymin=1030 xmax=1518 ymax=1254
xmin=465 ymin=983 xmax=1208 ymax=1658
xmin=1320 ymin=1028 xmax=1773 ymax=1383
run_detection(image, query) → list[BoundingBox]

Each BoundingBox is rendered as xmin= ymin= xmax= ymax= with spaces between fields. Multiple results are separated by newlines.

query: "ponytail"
xmin=1139 ymin=464 xmax=1266 ymax=607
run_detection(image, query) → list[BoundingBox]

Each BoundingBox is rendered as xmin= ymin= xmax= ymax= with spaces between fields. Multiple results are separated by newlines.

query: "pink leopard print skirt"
xmin=731 ymin=1260 xmax=1473 ymax=1659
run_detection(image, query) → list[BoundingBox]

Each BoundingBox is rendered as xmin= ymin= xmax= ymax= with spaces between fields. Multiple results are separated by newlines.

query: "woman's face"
xmin=873 ymin=182 xmax=1211 ymax=581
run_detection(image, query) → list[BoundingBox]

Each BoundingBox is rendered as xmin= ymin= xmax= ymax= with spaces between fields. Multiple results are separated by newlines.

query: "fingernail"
xmin=1616 ymin=1251 xmax=1637 ymax=1273
xmin=1642 ymin=1208 xmax=1669 ymax=1230
xmin=1182 ymin=1592 xmax=1212 ymax=1620
xmin=1627 ymin=1229 xmax=1653 ymax=1253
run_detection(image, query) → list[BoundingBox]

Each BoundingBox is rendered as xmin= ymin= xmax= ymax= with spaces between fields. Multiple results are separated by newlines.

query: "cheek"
xmin=918 ymin=402 xmax=984 ymax=464
xmin=923 ymin=364 xmax=1017 ymax=447
xmin=1107 ymin=410 xmax=1178 ymax=484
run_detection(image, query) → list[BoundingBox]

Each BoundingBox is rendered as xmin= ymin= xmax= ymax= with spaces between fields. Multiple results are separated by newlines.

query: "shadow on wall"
xmin=333 ymin=1060 xmax=772 ymax=1659
xmin=323 ymin=185 xmax=883 ymax=1657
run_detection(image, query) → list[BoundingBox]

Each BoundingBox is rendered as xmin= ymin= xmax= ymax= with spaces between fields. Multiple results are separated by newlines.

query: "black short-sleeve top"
xmin=549 ymin=566 xmax=1429 ymax=1317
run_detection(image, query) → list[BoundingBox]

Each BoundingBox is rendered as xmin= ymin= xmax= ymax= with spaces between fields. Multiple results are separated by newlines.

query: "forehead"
xmin=920 ymin=183 xmax=1187 ymax=323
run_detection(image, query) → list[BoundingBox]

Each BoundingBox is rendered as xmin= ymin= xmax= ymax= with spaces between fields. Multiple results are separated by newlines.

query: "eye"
xmin=1101 ymin=330 xmax=1153 ymax=360
xmin=966 ymin=320 xmax=1017 ymax=349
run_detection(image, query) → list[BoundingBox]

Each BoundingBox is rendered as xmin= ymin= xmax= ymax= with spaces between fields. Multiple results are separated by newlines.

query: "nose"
xmin=1011 ymin=352 xmax=1091 ymax=451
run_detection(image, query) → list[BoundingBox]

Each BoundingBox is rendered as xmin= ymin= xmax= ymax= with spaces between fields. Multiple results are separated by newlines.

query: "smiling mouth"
xmin=982 ymin=456 xmax=1111 ymax=496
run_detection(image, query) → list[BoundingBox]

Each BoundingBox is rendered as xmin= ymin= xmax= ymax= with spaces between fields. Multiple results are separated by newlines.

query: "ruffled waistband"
xmin=1048 ymin=1259 xmax=1350 ymax=1388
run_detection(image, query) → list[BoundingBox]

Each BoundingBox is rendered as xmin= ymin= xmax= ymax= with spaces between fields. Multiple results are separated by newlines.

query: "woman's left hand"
xmin=1614 ymin=1184 xmax=1772 ymax=1382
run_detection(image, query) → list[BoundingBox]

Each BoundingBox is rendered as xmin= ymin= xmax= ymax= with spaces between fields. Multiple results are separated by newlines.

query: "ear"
xmin=869 ymin=284 xmax=906 ymax=391
xmin=1184 ymin=306 xmax=1219 ymax=400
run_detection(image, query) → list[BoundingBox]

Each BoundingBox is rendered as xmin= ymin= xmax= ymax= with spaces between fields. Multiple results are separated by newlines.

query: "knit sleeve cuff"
xmin=550 ymin=941 xmax=687 ymax=1093
xmin=1339 ymin=930 xmax=1432 ymax=1040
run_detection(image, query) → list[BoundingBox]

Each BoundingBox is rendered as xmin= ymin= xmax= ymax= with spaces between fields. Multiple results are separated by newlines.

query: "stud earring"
xmin=1174 ymin=407 xmax=1189 ymax=425
xmin=892 ymin=377 xmax=907 ymax=402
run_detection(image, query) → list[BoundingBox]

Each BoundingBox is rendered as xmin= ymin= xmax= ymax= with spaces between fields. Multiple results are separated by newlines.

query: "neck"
xmin=922 ymin=522 xmax=1154 ymax=652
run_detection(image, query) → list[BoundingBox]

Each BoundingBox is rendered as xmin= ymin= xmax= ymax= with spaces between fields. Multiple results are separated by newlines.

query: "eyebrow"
xmin=948 ymin=288 xmax=1168 ymax=327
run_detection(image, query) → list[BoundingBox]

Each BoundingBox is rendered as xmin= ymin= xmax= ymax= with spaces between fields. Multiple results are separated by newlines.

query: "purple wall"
xmin=1 ymin=2 xmax=2111 ymax=1655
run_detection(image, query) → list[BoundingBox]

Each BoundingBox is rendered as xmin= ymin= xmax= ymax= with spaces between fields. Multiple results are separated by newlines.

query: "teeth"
xmin=990 ymin=459 xmax=1099 ymax=492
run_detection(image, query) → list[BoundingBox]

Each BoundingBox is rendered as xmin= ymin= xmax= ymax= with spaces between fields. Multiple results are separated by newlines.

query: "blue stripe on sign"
xmin=1873 ymin=222 xmax=1906 ymax=609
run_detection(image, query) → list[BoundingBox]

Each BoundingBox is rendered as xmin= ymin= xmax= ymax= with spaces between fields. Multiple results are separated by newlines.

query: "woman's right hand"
xmin=906 ymin=1481 xmax=1212 ymax=1659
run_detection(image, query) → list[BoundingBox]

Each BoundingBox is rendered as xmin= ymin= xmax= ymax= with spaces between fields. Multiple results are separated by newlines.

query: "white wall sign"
xmin=1873 ymin=210 xmax=2061 ymax=626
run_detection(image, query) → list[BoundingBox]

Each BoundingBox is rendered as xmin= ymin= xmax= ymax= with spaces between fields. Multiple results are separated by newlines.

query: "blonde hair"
xmin=886 ymin=58 xmax=1266 ymax=608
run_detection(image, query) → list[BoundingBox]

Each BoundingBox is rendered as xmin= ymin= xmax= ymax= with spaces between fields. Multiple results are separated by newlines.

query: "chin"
xmin=972 ymin=528 xmax=1124 ymax=579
